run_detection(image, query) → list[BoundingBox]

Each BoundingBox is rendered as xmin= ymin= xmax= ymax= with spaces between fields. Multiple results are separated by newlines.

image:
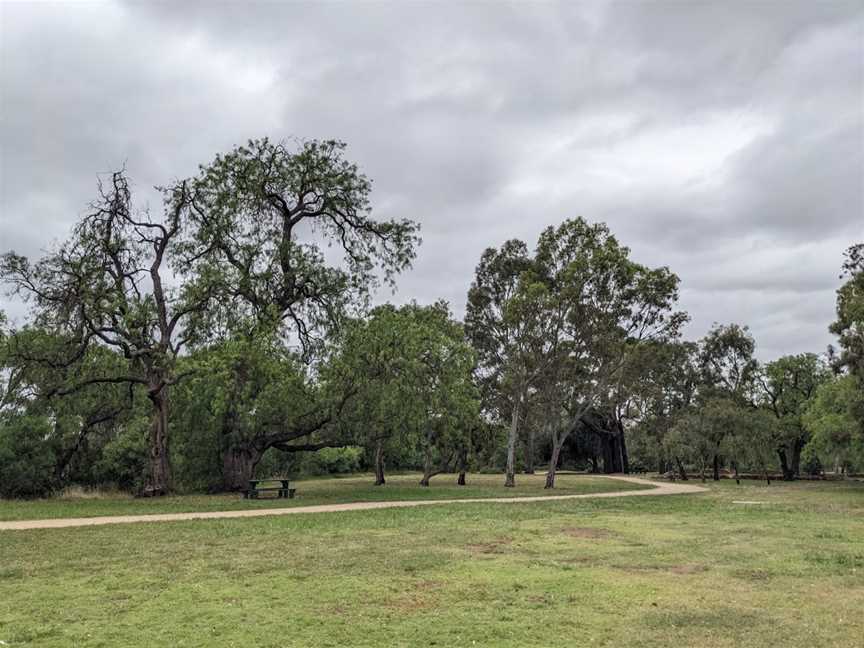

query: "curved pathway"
xmin=0 ymin=475 xmax=706 ymax=531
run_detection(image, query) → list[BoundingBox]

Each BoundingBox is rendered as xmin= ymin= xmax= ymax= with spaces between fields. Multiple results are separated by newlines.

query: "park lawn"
xmin=0 ymin=472 xmax=647 ymax=521
xmin=1 ymin=479 xmax=863 ymax=647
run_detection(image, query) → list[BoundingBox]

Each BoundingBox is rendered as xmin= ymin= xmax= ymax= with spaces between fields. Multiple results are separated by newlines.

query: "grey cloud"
xmin=1 ymin=0 xmax=862 ymax=361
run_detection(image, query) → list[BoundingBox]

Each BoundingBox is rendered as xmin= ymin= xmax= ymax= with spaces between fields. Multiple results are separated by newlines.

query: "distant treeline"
xmin=1 ymin=138 xmax=861 ymax=497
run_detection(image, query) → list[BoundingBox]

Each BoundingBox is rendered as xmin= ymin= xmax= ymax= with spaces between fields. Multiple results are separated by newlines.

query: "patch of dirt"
xmin=328 ymin=605 xmax=349 ymax=617
xmin=375 ymin=581 xmax=445 ymax=614
xmin=390 ymin=596 xmax=431 ymax=612
xmin=559 ymin=556 xmax=596 ymax=565
xmin=734 ymin=568 xmax=771 ymax=581
xmin=466 ymin=537 xmax=513 ymax=554
xmin=614 ymin=563 xmax=709 ymax=575
xmin=562 ymin=527 xmax=614 ymax=539
xmin=667 ymin=564 xmax=709 ymax=575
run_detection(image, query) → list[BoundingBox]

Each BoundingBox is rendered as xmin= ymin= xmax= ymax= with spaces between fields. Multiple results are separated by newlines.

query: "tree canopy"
xmin=1 ymin=141 xmax=860 ymax=497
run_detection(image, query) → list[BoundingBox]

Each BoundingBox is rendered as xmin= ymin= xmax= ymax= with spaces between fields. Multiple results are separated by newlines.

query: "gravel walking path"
xmin=0 ymin=475 xmax=706 ymax=531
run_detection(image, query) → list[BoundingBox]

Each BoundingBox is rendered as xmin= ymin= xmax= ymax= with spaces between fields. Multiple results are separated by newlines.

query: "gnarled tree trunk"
xmin=222 ymin=444 xmax=263 ymax=491
xmin=777 ymin=448 xmax=794 ymax=481
xmin=675 ymin=456 xmax=688 ymax=480
xmin=420 ymin=442 xmax=435 ymax=487
xmin=712 ymin=454 xmax=720 ymax=481
xmin=144 ymin=385 xmax=171 ymax=496
xmin=456 ymin=447 xmax=467 ymax=486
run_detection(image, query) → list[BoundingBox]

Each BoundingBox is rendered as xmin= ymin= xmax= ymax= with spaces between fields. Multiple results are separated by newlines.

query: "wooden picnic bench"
xmin=244 ymin=478 xmax=296 ymax=499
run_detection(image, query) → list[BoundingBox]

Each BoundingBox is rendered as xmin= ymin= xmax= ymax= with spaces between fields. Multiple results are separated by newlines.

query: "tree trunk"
xmin=374 ymin=440 xmax=386 ymax=486
xmin=143 ymin=386 xmax=171 ymax=496
xmin=601 ymin=437 xmax=615 ymax=473
xmin=545 ymin=435 xmax=566 ymax=489
xmin=777 ymin=448 xmax=794 ymax=481
xmin=712 ymin=454 xmax=720 ymax=481
xmin=222 ymin=444 xmax=263 ymax=492
xmin=457 ymin=447 xmax=467 ymax=486
xmin=619 ymin=426 xmax=629 ymax=474
xmin=606 ymin=416 xmax=628 ymax=474
xmin=675 ymin=456 xmax=688 ymax=481
xmin=420 ymin=442 xmax=434 ymax=487
xmin=504 ymin=393 xmax=521 ymax=487
xmin=791 ymin=440 xmax=804 ymax=478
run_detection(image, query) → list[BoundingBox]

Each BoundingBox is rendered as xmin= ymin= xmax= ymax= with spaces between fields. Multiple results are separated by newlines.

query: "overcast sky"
xmin=1 ymin=1 xmax=862 ymax=359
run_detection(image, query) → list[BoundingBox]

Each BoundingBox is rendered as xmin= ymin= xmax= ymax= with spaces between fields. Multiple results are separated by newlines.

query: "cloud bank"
xmin=1 ymin=1 xmax=862 ymax=359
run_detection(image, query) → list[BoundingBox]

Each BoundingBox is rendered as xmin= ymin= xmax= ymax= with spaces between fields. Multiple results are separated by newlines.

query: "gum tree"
xmin=465 ymin=240 xmax=540 ymax=487
xmin=829 ymin=243 xmax=864 ymax=439
xmin=329 ymin=302 xmax=478 ymax=487
xmin=531 ymin=219 xmax=686 ymax=488
xmin=758 ymin=353 xmax=830 ymax=479
xmin=179 ymin=138 xmax=420 ymax=489
xmin=1 ymin=174 xmax=210 ymax=495
xmin=696 ymin=323 xmax=759 ymax=480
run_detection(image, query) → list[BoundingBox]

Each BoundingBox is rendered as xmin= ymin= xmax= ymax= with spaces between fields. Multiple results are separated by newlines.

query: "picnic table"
xmin=244 ymin=478 xmax=296 ymax=499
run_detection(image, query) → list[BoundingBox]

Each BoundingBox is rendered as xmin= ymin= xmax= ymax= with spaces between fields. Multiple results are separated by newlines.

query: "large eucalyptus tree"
xmin=1 ymin=174 xmax=210 ymax=494
xmin=179 ymin=139 xmax=420 ymax=489
xmin=531 ymin=219 xmax=685 ymax=488
xmin=465 ymin=240 xmax=557 ymax=487
xmin=467 ymin=218 xmax=685 ymax=488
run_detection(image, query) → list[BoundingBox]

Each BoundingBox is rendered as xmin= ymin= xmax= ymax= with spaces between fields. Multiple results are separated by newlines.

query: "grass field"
xmin=0 ymin=472 xmax=645 ymax=521
xmin=1 ymin=475 xmax=863 ymax=647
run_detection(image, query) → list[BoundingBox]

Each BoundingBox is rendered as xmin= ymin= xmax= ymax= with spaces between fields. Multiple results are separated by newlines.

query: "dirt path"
xmin=0 ymin=475 xmax=706 ymax=531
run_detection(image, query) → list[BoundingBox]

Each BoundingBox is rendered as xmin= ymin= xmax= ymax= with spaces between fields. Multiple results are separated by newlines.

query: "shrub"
xmin=93 ymin=419 xmax=148 ymax=492
xmin=311 ymin=446 xmax=364 ymax=474
xmin=0 ymin=414 xmax=57 ymax=498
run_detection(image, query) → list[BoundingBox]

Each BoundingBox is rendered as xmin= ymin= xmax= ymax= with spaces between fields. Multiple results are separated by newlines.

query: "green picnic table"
xmin=244 ymin=478 xmax=296 ymax=499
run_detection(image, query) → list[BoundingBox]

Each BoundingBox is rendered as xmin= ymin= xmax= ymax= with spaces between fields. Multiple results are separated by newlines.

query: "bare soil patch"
xmin=562 ymin=527 xmax=614 ymax=539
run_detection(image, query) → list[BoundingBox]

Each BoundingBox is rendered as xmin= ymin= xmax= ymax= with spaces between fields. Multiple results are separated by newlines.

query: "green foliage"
xmin=625 ymin=340 xmax=700 ymax=471
xmin=181 ymin=138 xmax=420 ymax=351
xmin=828 ymin=243 xmax=864 ymax=447
xmin=329 ymin=301 xmax=479 ymax=478
xmin=302 ymin=446 xmax=364 ymax=476
xmin=467 ymin=218 xmax=686 ymax=483
xmin=0 ymin=415 xmax=56 ymax=498
xmin=830 ymin=243 xmax=864 ymax=381
xmin=758 ymin=353 xmax=831 ymax=476
xmin=170 ymin=332 xmax=330 ymax=489
xmin=2 ymin=141 xmax=858 ymax=495
xmin=1 ymin=170 xmax=211 ymax=493
xmin=803 ymin=375 xmax=864 ymax=471
xmin=93 ymin=418 xmax=149 ymax=492
xmin=698 ymin=323 xmax=759 ymax=404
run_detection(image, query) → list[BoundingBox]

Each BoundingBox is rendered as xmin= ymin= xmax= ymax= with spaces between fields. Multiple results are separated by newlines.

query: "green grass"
xmin=0 ymin=472 xmax=645 ymax=521
xmin=1 ymin=477 xmax=863 ymax=647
